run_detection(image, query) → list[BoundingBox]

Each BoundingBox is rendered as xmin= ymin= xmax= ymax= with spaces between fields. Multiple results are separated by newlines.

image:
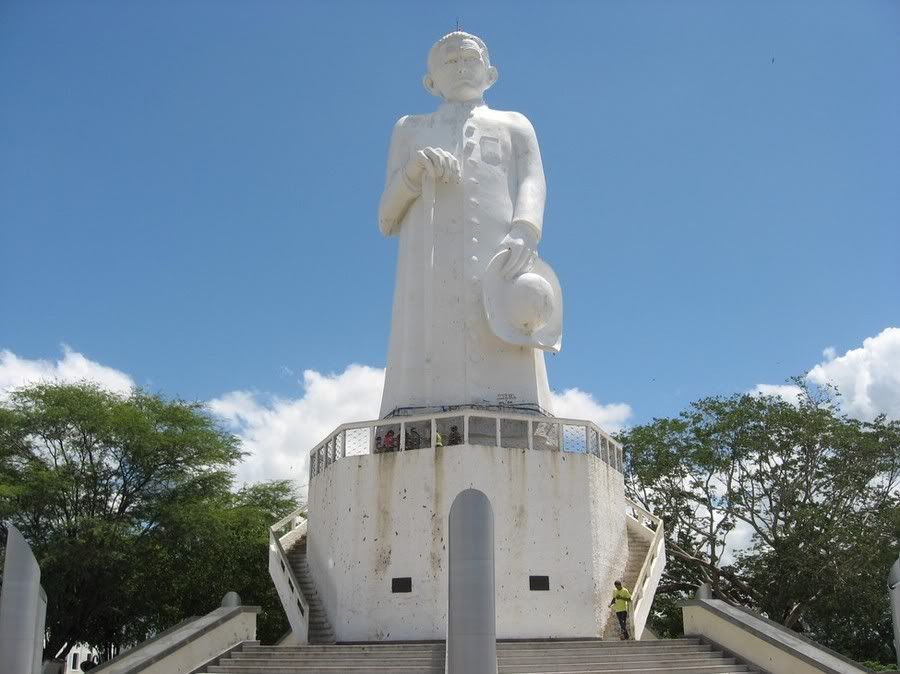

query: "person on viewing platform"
xmin=609 ymin=580 xmax=632 ymax=640
xmin=383 ymin=430 xmax=397 ymax=451
xmin=435 ymin=430 xmax=444 ymax=447
xmin=448 ymin=425 xmax=463 ymax=445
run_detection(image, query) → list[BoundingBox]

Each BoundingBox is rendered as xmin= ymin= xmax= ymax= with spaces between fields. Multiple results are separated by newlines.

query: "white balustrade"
xmin=624 ymin=499 xmax=666 ymax=641
xmin=307 ymin=408 xmax=625 ymax=480
xmin=268 ymin=507 xmax=310 ymax=644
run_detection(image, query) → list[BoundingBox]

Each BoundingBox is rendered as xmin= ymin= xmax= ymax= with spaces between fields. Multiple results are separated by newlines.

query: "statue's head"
xmin=424 ymin=31 xmax=498 ymax=102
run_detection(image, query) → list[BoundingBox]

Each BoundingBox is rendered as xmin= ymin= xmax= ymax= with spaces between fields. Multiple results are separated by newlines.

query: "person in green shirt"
xmin=609 ymin=580 xmax=632 ymax=640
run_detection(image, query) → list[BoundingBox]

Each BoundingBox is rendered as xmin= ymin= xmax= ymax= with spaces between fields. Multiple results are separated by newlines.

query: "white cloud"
xmin=749 ymin=383 xmax=804 ymax=405
xmin=550 ymin=388 xmax=632 ymax=433
xmin=720 ymin=518 xmax=755 ymax=566
xmin=807 ymin=327 xmax=900 ymax=421
xmin=0 ymin=345 xmax=134 ymax=398
xmin=752 ymin=327 xmax=900 ymax=421
xmin=208 ymin=365 xmax=385 ymax=490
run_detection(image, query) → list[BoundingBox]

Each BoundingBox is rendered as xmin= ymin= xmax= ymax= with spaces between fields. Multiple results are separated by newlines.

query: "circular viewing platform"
xmin=308 ymin=405 xmax=624 ymax=482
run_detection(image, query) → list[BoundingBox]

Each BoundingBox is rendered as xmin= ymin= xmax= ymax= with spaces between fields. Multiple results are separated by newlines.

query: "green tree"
xmin=622 ymin=380 xmax=900 ymax=664
xmin=0 ymin=382 xmax=298 ymax=661
xmin=133 ymin=481 xmax=297 ymax=646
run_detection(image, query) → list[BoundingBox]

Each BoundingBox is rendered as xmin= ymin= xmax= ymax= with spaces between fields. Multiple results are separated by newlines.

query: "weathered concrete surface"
xmin=307 ymin=444 xmax=627 ymax=641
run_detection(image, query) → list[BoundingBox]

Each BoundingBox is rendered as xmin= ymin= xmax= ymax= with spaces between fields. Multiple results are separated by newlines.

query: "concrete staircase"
xmin=201 ymin=642 xmax=445 ymax=672
xmin=285 ymin=535 xmax=335 ymax=644
xmin=199 ymin=639 xmax=755 ymax=673
xmin=602 ymin=527 xmax=651 ymax=640
xmin=498 ymin=639 xmax=758 ymax=673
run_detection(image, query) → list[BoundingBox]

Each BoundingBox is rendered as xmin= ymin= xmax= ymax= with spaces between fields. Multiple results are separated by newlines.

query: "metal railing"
xmin=308 ymin=407 xmax=624 ymax=482
xmin=268 ymin=507 xmax=309 ymax=644
xmin=624 ymin=499 xmax=666 ymax=641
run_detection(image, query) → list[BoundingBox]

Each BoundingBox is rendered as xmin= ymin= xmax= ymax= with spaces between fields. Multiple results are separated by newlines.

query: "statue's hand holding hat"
xmin=483 ymin=252 xmax=563 ymax=353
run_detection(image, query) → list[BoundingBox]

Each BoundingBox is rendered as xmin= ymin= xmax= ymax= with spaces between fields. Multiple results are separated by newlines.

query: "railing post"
xmin=527 ymin=420 xmax=533 ymax=451
xmin=400 ymin=422 xmax=406 ymax=451
xmin=495 ymin=417 xmax=501 ymax=448
xmin=431 ymin=418 xmax=436 ymax=449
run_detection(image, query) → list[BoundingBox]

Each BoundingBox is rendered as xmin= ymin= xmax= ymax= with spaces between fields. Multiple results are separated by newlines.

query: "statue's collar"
xmin=436 ymin=99 xmax=486 ymax=120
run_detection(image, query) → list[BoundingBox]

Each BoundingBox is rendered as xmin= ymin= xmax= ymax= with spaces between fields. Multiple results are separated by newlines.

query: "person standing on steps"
xmin=609 ymin=580 xmax=632 ymax=640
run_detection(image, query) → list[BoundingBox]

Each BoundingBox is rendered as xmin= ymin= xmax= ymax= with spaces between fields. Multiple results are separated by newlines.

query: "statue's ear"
xmin=485 ymin=66 xmax=499 ymax=90
xmin=422 ymin=73 xmax=440 ymax=97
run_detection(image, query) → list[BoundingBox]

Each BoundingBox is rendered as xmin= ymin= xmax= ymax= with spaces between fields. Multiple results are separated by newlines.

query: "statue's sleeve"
xmin=378 ymin=117 xmax=419 ymax=237
xmin=511 ymin=114 xmax=546 ymax=241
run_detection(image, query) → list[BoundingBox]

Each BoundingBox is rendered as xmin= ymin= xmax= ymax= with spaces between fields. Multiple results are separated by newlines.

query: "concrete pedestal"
xmin=306 ymin=444 xmax=627 ymax=642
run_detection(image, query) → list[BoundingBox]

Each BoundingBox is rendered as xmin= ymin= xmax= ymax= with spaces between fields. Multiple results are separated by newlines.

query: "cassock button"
xmin=471 ymin=237 xmax=478 ymax=244
xmin=469 ymin=198 xmax=479 ymax=207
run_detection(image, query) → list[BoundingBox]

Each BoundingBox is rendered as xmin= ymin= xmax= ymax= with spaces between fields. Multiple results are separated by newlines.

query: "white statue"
xmin=378 ymin=31 xmax=562 ymax=418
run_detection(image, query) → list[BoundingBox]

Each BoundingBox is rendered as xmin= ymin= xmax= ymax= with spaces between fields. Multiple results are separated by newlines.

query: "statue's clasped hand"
xmin=405 ymin=147 xmax=461 ymax=188
xmin=500 ymin=222 xmax=538 ymax=280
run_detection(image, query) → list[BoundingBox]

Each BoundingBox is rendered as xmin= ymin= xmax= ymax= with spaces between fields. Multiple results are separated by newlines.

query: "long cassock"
xmin=377 ymin=100 xmax=553 ymax=418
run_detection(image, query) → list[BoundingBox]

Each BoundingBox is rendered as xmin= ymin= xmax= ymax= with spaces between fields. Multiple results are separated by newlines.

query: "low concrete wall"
xmin=92 ymin=606 xmax=258 ymax=674
xmin=682 ymin=599 xmax=872 ymax=674
xmin=307 ymin=444 xmax=627 ymax=641
xmin=0 ymin=524 xmax=45 ymax=674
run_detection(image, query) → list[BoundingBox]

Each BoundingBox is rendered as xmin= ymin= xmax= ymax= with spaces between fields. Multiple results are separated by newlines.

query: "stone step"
xmin=501 ymin=655 xmax=727 ymax=666
xmin=231 ymin=652 xmax=444 ymax=661
xmin=206 ymin=661 xmax=444 ymax=674
xmin=499 ymin=646 xmax=713 ymax=657
xmin=241 ymin=645 xmax=445 ymax=653
xmin=498 ymin=663 xmax=755 ymax=674
xmin=498 ymin=661 xmax=744 ymax=673
xmin=498 ymin=640 xmax=704 ymax=651
xmin=223 ymin=656 xmax=444 ymax=666
xmin=497 ymin=653 xmax=736 ymax=670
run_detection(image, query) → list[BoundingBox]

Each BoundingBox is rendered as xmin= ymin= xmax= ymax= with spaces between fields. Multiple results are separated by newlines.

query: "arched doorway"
xmin=447 ymin=488 xmax=496 ymax=674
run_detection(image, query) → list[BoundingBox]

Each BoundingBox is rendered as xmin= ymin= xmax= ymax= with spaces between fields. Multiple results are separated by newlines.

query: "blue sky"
xmin=2 ymin=1 xmax=898 ymax=471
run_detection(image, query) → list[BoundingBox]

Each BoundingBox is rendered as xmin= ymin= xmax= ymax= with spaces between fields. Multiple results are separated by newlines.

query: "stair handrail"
xmin=625 ymin=498 xmax=666 ymax=640
xmin=268 ymin=506 xmax=310 ymax=644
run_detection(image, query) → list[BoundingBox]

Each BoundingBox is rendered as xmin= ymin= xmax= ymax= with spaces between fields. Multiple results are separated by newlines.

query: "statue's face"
xmin=429 ymin=37 xmax=495 ymax=102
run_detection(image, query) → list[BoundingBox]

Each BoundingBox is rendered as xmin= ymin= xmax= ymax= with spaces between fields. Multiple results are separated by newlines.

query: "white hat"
xmin=482 ymin=251 xmax=563 ymax=353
